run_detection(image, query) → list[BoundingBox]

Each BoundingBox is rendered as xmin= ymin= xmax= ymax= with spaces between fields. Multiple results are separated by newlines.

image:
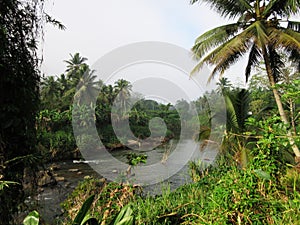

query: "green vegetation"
xmin=1 ymin=0 xmax=300 ymax=224
xmin=69 ymin=194 xmax=134 ymax=225
xmin=61 ymin=155 xmax=300 ymax=224
xmin=0 ymin=0 xmax=64 ymax=223
xmin=37 ymin=53 xmax=184 ymax=160
xmin=59 ymin=76 xmax=300 ymax=224
xmin=23 ymin=211 xmax=40 ymax=225
xmin=191 ymin=0 xmax=300 ymax=159
xmin=61 ymin=178 xmax=138 ymax=225
xmin=132 ymin=166 xmax=300 ymax=224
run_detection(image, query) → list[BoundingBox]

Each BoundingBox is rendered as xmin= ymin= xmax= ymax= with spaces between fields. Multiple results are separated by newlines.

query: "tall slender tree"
xmin=191 ymin=0 xmax=300 ymax=160
xmin=114 ymin=79 xmax=132 ymax=114
xmin=62 ymin=54 xmax=90 ymax=109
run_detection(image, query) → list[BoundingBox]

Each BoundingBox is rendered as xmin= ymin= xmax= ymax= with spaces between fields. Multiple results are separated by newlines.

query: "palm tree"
xmin=216 ymin=77 xmax=233 ymax=94
xmin=63 ymin=54 xmax=91 ymax=108
xmin=100 ymin=84 xmax=115 ymax=105
xmin=64 ymin=53 xmax=88 ymax=80
xmin=114 ymin=79 xmax=132 ymax=114
xmin=56 ymin=74 xmax=70 ymax=97
xmin=74 ymin=68 xmax=101 ymax=105
xmin=191 ymin=0 xmax=300 ymax=159
xmin=40 ymin=76 xmax=61 ymax=109
xmin=225 ymin=89 xmax=251 ymax=133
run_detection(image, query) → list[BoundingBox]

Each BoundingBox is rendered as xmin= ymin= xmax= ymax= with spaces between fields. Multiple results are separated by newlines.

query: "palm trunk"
xmin=289 ymin=99 xmax=297 ymax=136
xmin=262 ymin=46 xmax=300 ymax=160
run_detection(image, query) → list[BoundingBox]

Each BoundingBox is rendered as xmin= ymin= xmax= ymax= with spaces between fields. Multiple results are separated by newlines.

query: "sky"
xmin=41 ymin=0 xmax=248 ymax=87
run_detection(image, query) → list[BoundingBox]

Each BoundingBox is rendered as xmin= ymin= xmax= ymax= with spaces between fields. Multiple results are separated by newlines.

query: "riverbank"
xmin=61 ymin=161 xmax=300 ymax=225
xmin=22 ymin=139 xmax=217 ymax=224
xmin=22 ymin=161 xmax=102 ymax=224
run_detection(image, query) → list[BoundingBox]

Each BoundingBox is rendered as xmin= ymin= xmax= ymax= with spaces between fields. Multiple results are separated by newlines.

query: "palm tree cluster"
xmin=41 ymin=53 xmax=100 ymax=110
xmin=39 ymin=53 xmax=185 ymax=152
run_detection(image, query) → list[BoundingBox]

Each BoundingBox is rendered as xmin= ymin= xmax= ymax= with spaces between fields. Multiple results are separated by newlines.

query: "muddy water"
xmin=25 ymin=161 xmax=102 ymax=223
xmin=30 ymin=140 xmax=217 ymax=224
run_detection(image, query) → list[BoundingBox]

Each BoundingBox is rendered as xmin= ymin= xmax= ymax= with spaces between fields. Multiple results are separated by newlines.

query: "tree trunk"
xmin=262 ymin=46 xmax=300 ymax=160
xmin=289 ymin=99 xmax=297 ymax=136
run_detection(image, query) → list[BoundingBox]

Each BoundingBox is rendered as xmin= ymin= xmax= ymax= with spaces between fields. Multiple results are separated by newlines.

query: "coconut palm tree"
xmin=216 ymin=77 xmax=233 ymax=94
xmin=114 ymin=79 xmax=132 ymax=114
xmin=100 ymin=84 xmax=116 ymax=105
xmin=64 ymin=53 xmax=88 ymax=80
xmin=63 ymin=54 xmax=92 ymax=107
xmin=191 ymin=0 xmax=300 ymax=159
xmin=74 ymin=68 xmax=101 ymax=105
xmin=40 ymin=76 xmax=61 ymax=109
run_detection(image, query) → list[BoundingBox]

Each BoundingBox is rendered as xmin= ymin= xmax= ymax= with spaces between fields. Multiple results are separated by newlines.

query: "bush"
xmin=38 ymin=130 xmax=77 ymax=160
xmin=61 ymin=177 xmax=138 ymax=225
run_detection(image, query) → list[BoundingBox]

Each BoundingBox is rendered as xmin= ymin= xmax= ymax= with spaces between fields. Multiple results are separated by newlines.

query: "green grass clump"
xmin=131 ymin=163 xmax=300 ymax=224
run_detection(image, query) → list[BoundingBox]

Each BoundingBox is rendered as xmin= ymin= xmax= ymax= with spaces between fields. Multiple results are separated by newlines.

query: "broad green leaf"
xmin=72 ymin=195 xmax=95 ymax=225
xmin=23 ymin=211 xmax=39 ymax=225
xmin=81 ymin=216 xmax=98 ymax=225
xmin=111 ymin=205 xmax=134 ymax=225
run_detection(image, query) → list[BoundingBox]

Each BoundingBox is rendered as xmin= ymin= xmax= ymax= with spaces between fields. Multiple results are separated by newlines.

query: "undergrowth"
xmin=131 ymin=163 xmax=300 ymax=224
xmin=61 ymin=161 xmax=300 ymax=225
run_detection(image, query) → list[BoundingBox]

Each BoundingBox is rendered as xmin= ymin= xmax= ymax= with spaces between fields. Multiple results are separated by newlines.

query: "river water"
xmin=29 ymin=140 xmax=218 ymax=223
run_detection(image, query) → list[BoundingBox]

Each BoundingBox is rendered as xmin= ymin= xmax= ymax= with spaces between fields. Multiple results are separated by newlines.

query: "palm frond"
xmin=277 ymin=30 xmax=300 ymax=66
xmin=192 ymin=23 xmax=241 ymax=59
xmin=288 ymin=49 xmax=300 ymax=71
xmin=190 ymin=0 xmax=252 ymax=19
xmin=285 ymin=0 xmax=300 ymax=14
xmin=224 ymin=89 xmax=250 ymax=132
xmin=245 ymin=44 xmax=262 ymax=82
xmin=254 ymin=21 xmax=269 ymax=48
xmin=262 ymin=0 xmax=282 ymax=18
xmin=209 ymin=47 xmax=246 ymax=82
xmin=45 ymin=13 xmax=66 ymax=30
xmin=269 ymin=28 xmax=300 ymax=51
xmin=190 ymin=59 xmax=206 ymax=76
xmin=263 ymin=0 xmax=300 ymax=18
xmin=224 ymin=94 xmax=239 ymax=132
xmin=287 ymin=21 xmax=300 ymax=32
xmin=192 ymin=22 xmax=257 ymax=81
xmin=238 ymin=11 xmax=255 ymax=24
xmin=234 ymin=89 xmax=250 ymax=131
xmin=268 ymin=47 xmax=284 ymax=83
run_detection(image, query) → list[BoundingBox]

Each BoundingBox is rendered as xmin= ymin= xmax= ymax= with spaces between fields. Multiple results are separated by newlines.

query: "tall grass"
xmin=131 ymin=163 xmax=300 ymax=224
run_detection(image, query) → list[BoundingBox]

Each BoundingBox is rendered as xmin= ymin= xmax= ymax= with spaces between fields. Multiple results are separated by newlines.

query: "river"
xmin=27 ymin=140 xmax=218 ymax=223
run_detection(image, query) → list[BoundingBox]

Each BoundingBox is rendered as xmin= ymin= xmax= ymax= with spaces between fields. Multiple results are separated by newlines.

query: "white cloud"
xmin=42 ymin=0 xmax=172 ymax=75
xmin=42 ymin=0 xmax=299 ymax=87
xmin=41 ymin=0 xmax=228 ymax=76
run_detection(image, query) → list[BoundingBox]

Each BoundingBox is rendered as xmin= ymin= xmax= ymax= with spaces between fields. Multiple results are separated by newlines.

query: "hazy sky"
xmin=41 ymin=0 xmax=249 ymax=87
